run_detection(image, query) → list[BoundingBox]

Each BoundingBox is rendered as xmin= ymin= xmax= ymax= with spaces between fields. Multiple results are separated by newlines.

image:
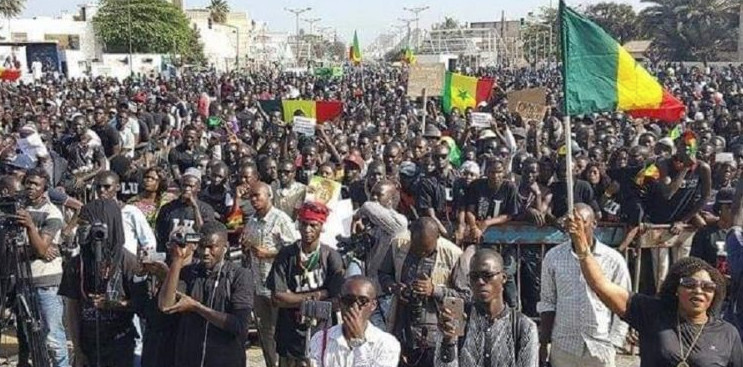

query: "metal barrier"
xmin=482 ymin=222 xmax=694 ymax=305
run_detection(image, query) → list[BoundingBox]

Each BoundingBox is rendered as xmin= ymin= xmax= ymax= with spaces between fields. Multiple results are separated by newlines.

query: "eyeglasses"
xmin=679 ymin=277 xmax=717 ymax=293
xmin=468 ymin=271 xmax=502 ymax=283
xmin=340 ymin=295 xmax=371 ymax=308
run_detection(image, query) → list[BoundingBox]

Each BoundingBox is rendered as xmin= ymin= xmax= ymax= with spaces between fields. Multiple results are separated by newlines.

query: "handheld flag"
xmin=349 ymin=31 xmax=362 ymax=64
xmin=281 ymin=100 xmax=343 ymax=123
xmin=560 ymin=1 xmax=684 ymax=122
xmin=635 ymin=163 xmax=660 ymax=186
xmin=682 ymin=130 xmax=698 ymax=156
xmin=442 ymin=72 xmax=495 ymax=113
xmin=669 ymin=125 xmax=682 ymax=140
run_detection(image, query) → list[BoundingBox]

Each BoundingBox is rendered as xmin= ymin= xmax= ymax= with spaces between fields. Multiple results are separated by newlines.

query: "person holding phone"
xmin=435 ymin=248 xmax=538 ymax=367
xmin=308 ymin=276 xmax=400 ymax=367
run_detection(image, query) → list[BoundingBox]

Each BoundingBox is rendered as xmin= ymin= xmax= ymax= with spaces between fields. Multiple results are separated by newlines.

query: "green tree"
xmin=93 ymin=0 xmax=204 ymax=64
xmin=639 ymin=0 xmax=739 ymax=62
xmin=206 ymin=0 xmax=229 ymax=24
xmin=584 ymin=2 xmax=643 ymax=44
xmin=0 ymin=0 xmax=25 ymax=19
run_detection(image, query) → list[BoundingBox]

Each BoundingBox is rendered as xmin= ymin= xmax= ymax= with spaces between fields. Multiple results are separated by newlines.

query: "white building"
xmin=249 ymin=22 xmax=293 ymax=66
xmin=185 ymin=9 xmax=253 ymax=72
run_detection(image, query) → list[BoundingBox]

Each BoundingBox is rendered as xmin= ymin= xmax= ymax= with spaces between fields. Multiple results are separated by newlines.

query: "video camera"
xmin=170 ymin=229 xmax=201 ymax=248
xmin=0 ymin=194 xmax=27 ymax=224
xmin=336 ymin=231 xmax=375 ymax=261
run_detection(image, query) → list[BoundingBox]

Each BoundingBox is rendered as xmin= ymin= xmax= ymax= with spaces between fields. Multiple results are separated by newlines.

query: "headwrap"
xmin=297 ymin=201 xmax=330 ymax=224
xmin=79 ymin=199 xmax=126 ymax=299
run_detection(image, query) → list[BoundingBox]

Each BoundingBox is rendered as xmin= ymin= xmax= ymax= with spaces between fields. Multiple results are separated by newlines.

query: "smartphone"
xmin=443 ymin=297 xmax=466 ymax=336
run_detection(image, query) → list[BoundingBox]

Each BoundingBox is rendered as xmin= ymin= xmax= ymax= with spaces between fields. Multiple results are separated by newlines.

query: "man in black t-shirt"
xmin=90 ymin=106 xmax=121 ymax=158
xmin=168 ymin=125 xmax=202 ymax=183
xmin=155 ymin=168 xmax=217 ymax=253
xmin=158 ymin=221 xmax=253 ymax=367
xmin=547 ymin=157 xmax=601 ymax=220
xmin=110 ymin=155 xmax=142 ymax=203
xmin=464 ymin=158 xmax=520 ymax=308
xmin=267 ymin=201 xmax=345 ymax=366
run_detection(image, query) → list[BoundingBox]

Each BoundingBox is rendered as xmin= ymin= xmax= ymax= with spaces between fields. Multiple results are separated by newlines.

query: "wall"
xmin=91 ymin=54 xmax=163 ymax=80
xmin=185 ymin=9 xmax=252 ymax=71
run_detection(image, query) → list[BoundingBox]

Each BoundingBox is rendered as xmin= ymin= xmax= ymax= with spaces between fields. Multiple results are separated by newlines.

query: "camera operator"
xmin=0 ymin=170 xmax=69 ymax=367
xmin=158 ymin=221 xmax=254 ymax=367
xmin=351 ymin=179 xmax=407 ymax=327
xmin=242 ymin=181 xmax=298 ymax=367
xmin=308 ymin=276 xmax=401 ymax=367
xmin=58 ymin=199 xmax=139 ymax=367
xmin=155 ymin=168 xmax=216 ymax=254
xmin=377 ymin=217 xmax=464 ymax=367
xmin=267 ymin=201 xmax=345 ymax=367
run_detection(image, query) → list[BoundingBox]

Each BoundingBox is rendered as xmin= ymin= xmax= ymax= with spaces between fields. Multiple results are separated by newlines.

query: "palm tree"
xmin=0 ymin=0 xmax=25 ymax=19
xmin=206 ymin=0 xmax=229 ymax=24
xmin=640 ymin=0 xmax=738 ymax=62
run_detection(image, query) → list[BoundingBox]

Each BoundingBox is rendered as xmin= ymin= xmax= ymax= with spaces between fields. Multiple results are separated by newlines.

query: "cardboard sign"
xmin=293 ymin=116 xmax=316 ymax=136
xmin=507 ymin=87 xmax=548 ymax=122
xmin=470 ymin=112 xmax=493 ymax=128
xmin=407 ymin=63 xmax=445 ymax=97
xmin=306 ymin=176 xmax=342 ymax=206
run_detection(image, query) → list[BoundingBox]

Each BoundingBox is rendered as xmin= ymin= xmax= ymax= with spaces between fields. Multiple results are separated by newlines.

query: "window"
xmin=44 ymin=34 xmax=81 ymax=50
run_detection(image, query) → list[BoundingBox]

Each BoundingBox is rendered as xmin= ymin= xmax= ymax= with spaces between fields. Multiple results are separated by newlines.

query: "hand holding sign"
xmin=292 ymin=116 xmax=317 ymax=136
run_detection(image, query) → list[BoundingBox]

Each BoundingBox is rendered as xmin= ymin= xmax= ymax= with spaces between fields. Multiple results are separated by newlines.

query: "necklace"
xmin=676 ymin=316 xmax=707 ymax=367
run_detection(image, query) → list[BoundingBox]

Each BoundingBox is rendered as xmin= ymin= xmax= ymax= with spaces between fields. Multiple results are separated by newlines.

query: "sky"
xmin=23 ymin=0 xmax=645 ymax=45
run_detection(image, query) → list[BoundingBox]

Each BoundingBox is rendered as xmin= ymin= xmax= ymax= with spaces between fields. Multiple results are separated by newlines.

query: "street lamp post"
xmin=302 ymin=17 xmax=321 ymax=60
xmin=285 ymin=7 xmax=312 ymax=64
xmin=398 ymin=18 xmax=415 ymax=50
xmin=403 ymin=6 xmax=429 ymax=51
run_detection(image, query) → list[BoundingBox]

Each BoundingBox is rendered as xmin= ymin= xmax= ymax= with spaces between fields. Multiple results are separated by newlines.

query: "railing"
xmin=482 ymin=222 xmax=695 ymax=304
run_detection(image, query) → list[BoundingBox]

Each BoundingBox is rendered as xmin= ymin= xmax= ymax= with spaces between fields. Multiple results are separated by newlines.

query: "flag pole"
xmin=421 ymin=88 xmax=427 ymax=133
xmin=558 ymin=0 xmax=574 ymax=215
xmin=564 ymin=115 xmax=574 ymax=214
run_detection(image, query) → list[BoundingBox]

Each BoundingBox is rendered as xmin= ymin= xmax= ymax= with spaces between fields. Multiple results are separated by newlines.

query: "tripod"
xmin=0 ymin=222 xmax=51 ymax=367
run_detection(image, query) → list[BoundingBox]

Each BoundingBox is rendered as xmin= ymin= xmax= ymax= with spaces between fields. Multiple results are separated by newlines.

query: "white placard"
xmin=470 ymin=112 xmax=493 ymax=128
xmin=319 ymin=199 xmax=354 ymax=249
xmin=293 ymin=116 xmax=317 ymax=136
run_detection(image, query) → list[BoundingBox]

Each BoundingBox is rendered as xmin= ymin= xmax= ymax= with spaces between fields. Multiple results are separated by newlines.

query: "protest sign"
xmin=293 ymin=116 xmax=316 ymax=136
xmin=407 ymin=63 xmax=445 ymax=97
xmin=507 ymin=87 xmax=548 ymax=122
xmin=470 ymin=112 xmax=493 ymax=128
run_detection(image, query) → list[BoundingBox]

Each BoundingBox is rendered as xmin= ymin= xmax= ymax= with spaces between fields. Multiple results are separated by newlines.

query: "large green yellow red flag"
xmin=560 ymin=1 xmax=684 ymax=122
xmin=442 ymin=72 xmax=495 ymax=113
xmin=281 ymin=100 xmax=343 ymax=123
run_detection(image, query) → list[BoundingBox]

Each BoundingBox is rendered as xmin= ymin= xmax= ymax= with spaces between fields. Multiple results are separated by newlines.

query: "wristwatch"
xmin=348 ymin=337 xmax=367 ymax=349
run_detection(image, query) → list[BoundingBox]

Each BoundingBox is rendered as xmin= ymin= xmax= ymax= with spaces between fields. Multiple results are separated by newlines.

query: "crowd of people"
xmin=0 ymin=61 xmax=742 ymax=367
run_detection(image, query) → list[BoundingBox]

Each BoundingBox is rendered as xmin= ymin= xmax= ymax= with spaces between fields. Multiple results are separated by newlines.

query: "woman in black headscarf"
xmin=58 ymin=199 xmax=139 ymax=367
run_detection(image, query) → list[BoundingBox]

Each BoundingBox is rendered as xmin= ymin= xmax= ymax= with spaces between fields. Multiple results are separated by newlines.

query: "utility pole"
xmin=128 ymin=0 xmax=133 ymax=76
xmin=302 ymin=17 xmax=321 ymax=60
xmin=398 ymin=18 xmax=415 ymax=50
xmin=284 ymin=7 xmax=312 ymax=64
xmin=403 ymin=6 xmax=429 ymax=51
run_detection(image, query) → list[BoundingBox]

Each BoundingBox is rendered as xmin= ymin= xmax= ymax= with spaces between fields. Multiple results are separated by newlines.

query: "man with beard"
xmin=349 ymin=160 xmax=385 ymax=209
xmin=168 ymin=125 xmax=202 ymax=183
xmin=436 ymin=248 xmax=538 ymax=367
xmin=154 ymin=168 xmax=216 ymax=254
xmin=272 ymin=159 xmax=307 ymax=221
xmin=267 ymin=201 xmax=345 ymax=367
xmin=158 ymin=221 xmax=254 ymax=367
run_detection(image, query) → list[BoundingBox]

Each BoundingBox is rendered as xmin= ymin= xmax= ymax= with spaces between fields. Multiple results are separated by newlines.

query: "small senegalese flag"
xmin=440 ymin=136 xmax=462 ymax=167
xmin=402 ymin=48 xmax=416 ymax=64
xmin=683 ymin=130 xmax=698 ymax=156
xmin=224 ymin=205 xmax=244 ymax=230
xmin=560 ymin=1 xmax=684 ymax=122
xmin=349 ymin=31 xmax=362 ymax=65
xmin=442 ymin=72 xmax=495 ymax=113
xmin=669 ymin=125 xmax=682 ymax=140
xmin=281 ymin=100 xmax=343 ymax=123
xmin=635 ymin=163 xmax=661 ymax=186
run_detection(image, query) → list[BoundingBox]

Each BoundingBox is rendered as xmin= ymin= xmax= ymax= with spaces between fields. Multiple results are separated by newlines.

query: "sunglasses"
xmin=340 ymin=295 xmax=371 ymax=308
xmin=679 ymin=277 xmax=717 ymax=292
xmin=468 ymin=271 xmax=502 ymax=283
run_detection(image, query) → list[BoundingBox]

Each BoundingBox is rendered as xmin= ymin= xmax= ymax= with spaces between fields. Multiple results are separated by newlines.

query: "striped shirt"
xmin=242 ymin=207 xmax=298 ymax=296
xmin=537 ymin=240 xmax=630 ymax=363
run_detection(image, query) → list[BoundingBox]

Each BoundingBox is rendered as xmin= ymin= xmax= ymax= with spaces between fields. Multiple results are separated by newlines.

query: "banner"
xmin=407 ymin=63 xmax=445 ymax=97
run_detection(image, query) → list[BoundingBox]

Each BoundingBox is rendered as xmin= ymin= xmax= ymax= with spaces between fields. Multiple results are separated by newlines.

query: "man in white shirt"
xmin=538 ymin=204 xmax=630 ymax=367
xmin=309 ymin=276 xmax=400 ymax=367
xmin=110 ymin=104 xmax=140 ymax=158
